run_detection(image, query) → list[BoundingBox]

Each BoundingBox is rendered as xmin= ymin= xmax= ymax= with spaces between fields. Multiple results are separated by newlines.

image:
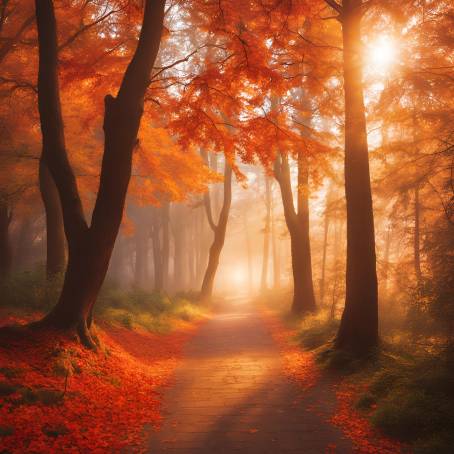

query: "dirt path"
xmin=148 ymin=297 xmax=353 ymax=453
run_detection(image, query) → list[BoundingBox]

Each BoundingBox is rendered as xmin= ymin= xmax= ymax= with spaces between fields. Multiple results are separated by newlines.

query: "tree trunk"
xmin=260 ymin=175 xmax=271 ymax=291
xmin=39 ymin=159 xmax=66 ymax=278
xmin=34 ymin=0 xmax=165 ymax=347
xmin=200 ymin=158 xmax=232 ymax=301
xmin=274 ymin=151 xmax=316 ymax=314
xmin=0 ymin=199 xmax=12 ymax=279
xmin=335 ymin=0 xmax=378 ymax=352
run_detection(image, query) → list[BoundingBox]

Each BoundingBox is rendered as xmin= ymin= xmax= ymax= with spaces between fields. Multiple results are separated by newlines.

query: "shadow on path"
xmin=148 ymin=298 xmax=353 ymax=453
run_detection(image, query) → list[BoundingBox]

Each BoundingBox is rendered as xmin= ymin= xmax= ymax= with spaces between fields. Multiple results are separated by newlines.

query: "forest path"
xmin=148 ymin=296 xmax=353 ymax=453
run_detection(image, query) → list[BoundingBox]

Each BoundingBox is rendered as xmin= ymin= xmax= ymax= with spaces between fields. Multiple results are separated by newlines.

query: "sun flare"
xmin=366 ymin=37 xmax=397 ymax=73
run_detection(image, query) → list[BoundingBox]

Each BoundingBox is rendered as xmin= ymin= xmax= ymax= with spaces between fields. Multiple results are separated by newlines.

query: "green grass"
xmin=96 ymin=285 xmax=207 ymax=333
xmin=338 ymin=349 xmax=454 ymax=454
xmin=0 ymin=270 xmax=207 ymax=334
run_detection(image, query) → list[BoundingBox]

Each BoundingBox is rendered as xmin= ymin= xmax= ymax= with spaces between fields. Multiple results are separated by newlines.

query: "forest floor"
xmin=148 ymin=296 xmax=403 ymax=453
xmin=0 ymin=311 xmax=203 ymax=452
xmin=0 ymin=294 xmax=411 ymax=453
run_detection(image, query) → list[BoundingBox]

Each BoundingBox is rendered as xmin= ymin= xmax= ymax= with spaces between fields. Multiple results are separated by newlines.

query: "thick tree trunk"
xmin=200 ymin=159 xmax=232 ymax=301
xmin=260 ymin=175 xmax=271 ymax=291
xmin=0 ymin=199 xmax=12 ymax=279
xmin=335 ymin=0 xmax=378 ymax=352
xmin=39 ymin=159 xmax=66 ymax=277
xmin=34 ymin=0 xmax=165 ymax=347
xmin=275 ymin=152 xmax=316 ymax=314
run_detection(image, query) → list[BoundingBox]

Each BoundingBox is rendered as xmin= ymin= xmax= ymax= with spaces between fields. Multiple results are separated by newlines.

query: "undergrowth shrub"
xmin=356 ymin=354 xmax=454 ymax=453
xmin=0 ymin=272 xmax=206 ymax=333
xmin=295 ymin=310 xmax=339 ymax=350
xmin=0 ymin=269 xmax=63 ymax=313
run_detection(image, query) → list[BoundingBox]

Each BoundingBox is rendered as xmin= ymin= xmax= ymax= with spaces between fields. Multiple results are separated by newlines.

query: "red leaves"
xmin=0 ymin=316 xmax=199 ymax=452
xmin=261 ymin=311 xmax=320 ymax=391
xmin=330 ymin=382 xmax=406 ymax=454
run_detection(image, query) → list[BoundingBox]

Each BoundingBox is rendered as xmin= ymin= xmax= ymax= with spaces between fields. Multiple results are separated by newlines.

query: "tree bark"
xmin=200 ymin=157 xmax=232 ymax=301
xmin=39 ymin=159 xmax=66 ymax=278
xmin=34 ymin=0 xmax=165 ymax=347
xmin=0 ymin=199 xmax=12 ymax=279
xmin=274 ymin=151 xmax=316 ymax=314
xmin=335 ymin=0 xmax=378 ymax=352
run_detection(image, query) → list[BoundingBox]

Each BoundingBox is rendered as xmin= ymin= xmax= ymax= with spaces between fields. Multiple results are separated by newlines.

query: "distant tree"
xmin=274 ymin=150 xmax=317 ymax=314
xmin=200 ymin=152 xmax=232 ymax=301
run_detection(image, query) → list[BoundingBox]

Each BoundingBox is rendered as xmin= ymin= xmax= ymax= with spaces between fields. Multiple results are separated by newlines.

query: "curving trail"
xmin=148 ymin=297 xmax=353 ymax=453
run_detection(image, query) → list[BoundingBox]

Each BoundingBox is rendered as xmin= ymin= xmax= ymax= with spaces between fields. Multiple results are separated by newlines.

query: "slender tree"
xmin=274 ymin=151 xmax=317 ymax=314
xmin=200 ymin=154 xmax=232 ymax=301
xmin=34 ymin=0 xmax=166 ymax=347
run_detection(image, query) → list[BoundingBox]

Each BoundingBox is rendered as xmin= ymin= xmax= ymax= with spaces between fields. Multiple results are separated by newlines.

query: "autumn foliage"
xmin=0 ymin=314 xmax=200 ymax=452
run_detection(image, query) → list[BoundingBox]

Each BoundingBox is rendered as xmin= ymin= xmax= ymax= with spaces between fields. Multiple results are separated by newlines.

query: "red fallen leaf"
xmin=0 ymin=315 xmax=204 ymax=453
xmin=248 ymin=428 xmax=259 ymax=433
xmin=261 ymin=311 xmax=320 ymax=392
